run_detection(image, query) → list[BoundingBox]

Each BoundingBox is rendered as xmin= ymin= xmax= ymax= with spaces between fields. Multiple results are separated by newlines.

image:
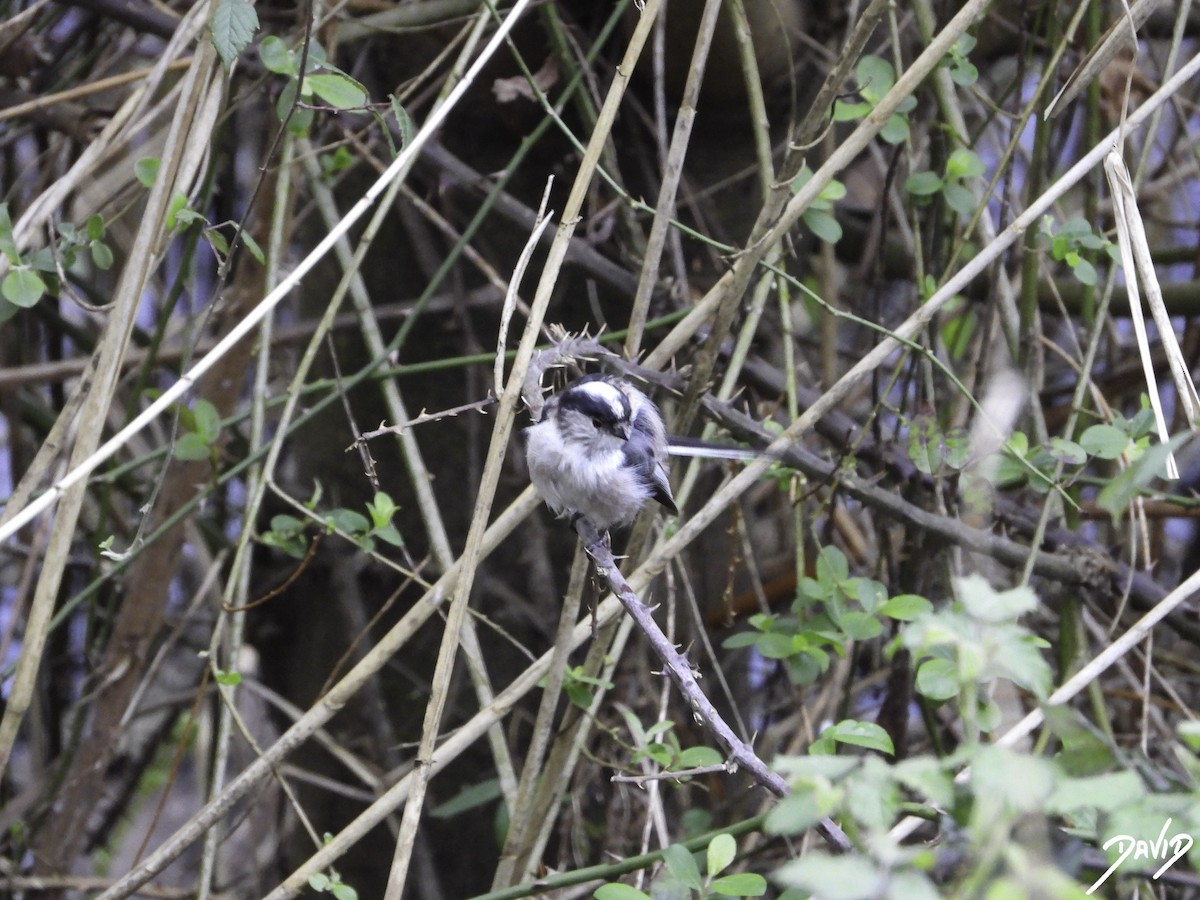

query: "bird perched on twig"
xmin=525 ymin=375 xmax=678 ymax=532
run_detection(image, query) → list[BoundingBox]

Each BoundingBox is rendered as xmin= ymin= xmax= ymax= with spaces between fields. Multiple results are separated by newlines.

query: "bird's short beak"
xmin=613 ymin=423 xmax=630 ymax=441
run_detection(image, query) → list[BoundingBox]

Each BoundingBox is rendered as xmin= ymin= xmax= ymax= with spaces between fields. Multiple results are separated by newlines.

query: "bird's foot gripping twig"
xmin=571 ymin=516 xmax=851 ymax=853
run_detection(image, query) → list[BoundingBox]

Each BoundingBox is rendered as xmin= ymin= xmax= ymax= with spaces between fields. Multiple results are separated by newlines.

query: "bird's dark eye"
xmin=590 ymin=416 xmax=602 ymax=428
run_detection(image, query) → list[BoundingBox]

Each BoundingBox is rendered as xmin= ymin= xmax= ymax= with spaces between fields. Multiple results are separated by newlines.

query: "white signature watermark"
xmin=1087 ymin=817 xmax=1193 ymax=894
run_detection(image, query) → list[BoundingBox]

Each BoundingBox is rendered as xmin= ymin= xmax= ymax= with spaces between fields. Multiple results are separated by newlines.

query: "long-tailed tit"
xmin=525 ymin=375 xmax=678 ymax=531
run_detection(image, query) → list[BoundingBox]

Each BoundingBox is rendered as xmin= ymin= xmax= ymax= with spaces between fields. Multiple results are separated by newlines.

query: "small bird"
xmin=525 ymin=375 xmax=678 ymax=532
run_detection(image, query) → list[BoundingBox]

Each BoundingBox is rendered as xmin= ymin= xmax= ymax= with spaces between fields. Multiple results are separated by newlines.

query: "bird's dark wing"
xmin=622 ymin=428 xmax=678 ymax=515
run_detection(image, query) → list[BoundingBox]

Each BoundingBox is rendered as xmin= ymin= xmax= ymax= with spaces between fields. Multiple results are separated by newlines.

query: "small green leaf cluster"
xmin=1037 ymin=216 xmax=1119 ymax=286
xmin=552 ymin=665 xmax=614 ymax=710
xmin=259 ymin=36 xmax=368 ymax=137
xmin=617 ymin=706 xmax=723 ymax=774
xmin=0 ymin=204 xmax=114 ymax=318
xmin=899 ymin=575 xmax=1051 ymax=733
xmin=905 ymin=147 xmax=986 ymax=218
xmin=172 ymin=399 xmax=223 ymax=464
xmin=260 ymin=490 xmax=405 ymax=557
xmin=790 ymin=166 xmax=848 ymax=244
xmin=833 ymin=56 xmax=916 ymax=145
xmin=134 ymin=157 xmax=265 ymax=265
xmin=906 ymin=414 xmax=970 ymax=477
xmin=765 ymin=714 xmax=1200 ymax=898
xmin=723 ymin=547 xmax=932 ymax=686
xmin=942 ymin=34 xmax=979 ymax=87
xmin=319 ymin=146 xmax=357 ymax=182
xmin=995 ymin=407 xmax=1156 ymax=494
xmin=308 ymin=837 xmax=358 ymax=900
xmin=595 ymin=833 xmax=767 ymax=899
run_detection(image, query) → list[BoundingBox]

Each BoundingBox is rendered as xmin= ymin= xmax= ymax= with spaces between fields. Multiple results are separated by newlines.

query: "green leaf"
xmin=1071 ymin=257 xmax=1097 ymax=285
xmin=2 ymin=268 xmax=46 ymax=307
xmin=239 ymin=228 xmax=265 ymax=264
xmin=802 ymin=209 xmax=842 ymax=244
xmin=916 ymin=658 xmax=959 ymax=700
xmin=722 ymin=632 xmax=760 ymax=649
xmin=819 ymin=178 xmax=847 ymax=203
xmin=259 ymin=35 xmax=296 ymax=75
xmin=173 ymin=432 xmax=212 ymax=461
xmin=372 ymin=524 xmax=405 ymax=548
xmin=390 ymin=94 xmax=415 ymax=148
xmin=28 ymin=247 xmax=58 ymax=274
xmin=710 ymin=873 xmax=767 ymax=896
xmin=836 ymin=611 xmax=883 ymax=640
xmin=854 ymin=578 xmax=887 ymax=613
xmin=907 ymin=420 xmax=942 ymax=475
xmin=0 ymin=203 xmax=18 ymax=264
xmin=855 ymin=55 xmax=895 ymax=101
xmin=134 ymin=156 xmax=159 ymax=188
xmin=973 ymin=745 xmax=1056 ymax=813
xmin=773 ymin=853 xmax=880 ymax=899
xmin=905 ymin=171 xmax=943 ymax=196
xmin=832 ymin=98 xmax=871 ymax=121
xmin=941 ymin=182 xmax=975 ymax=217
xmin=707 ymin=833 xmax=736 ymax=877
xmin=1179 ymin=720 xmax=1200 ymax=752
xmin=677 ymin=745 xmax=723 ymax=768
xmin=844 ymin=757 xmax=899 ymax=831
xmin=331 ymin=883 xmax=357 ymax=900
xmin=269 ymin=514 xmax=305 ymax=534
xmin=824 ymin=719 xmax=895 ymax=755
xmin=192 ymin=399 xmax=221 ymax=443
xmin=942 ymin=426 xmax=971 ymax=468
xmin=215 ymin=670 xmax=241 ymax=686
xmin=815 ymin=545 xmax=849 ymax=583
xmin=277 ymin=80 xmax=315 ymax=135
xmin=210 ymin=0 xmax=259 ymax=70
xmin=893 ymin=756 xmax=955 ymax=808
xmin=880 ymin=593 xmax=933 ymax=620
xmin=1096 ymin=431 xmax=1189 ymax=518
xmin=594 ymin=885 xmax=651 ymax=900
xmin=320 ymin=146 xmax=355 ymax=180
xmin=210 ymin=234 xmax=233 ymax=266
xmin=946 ymin=147 xmax=985 ymax=179
xmin=879 ymin=113 xmax=909 ymax=145
xmin=85 ymin=214 xmax=105 ymax=241
xmin=1047 ymin=437 xmax=1087 ymax=465
xmin=367 ymin=491 xmax=398 ymax=528
xmin=956 ymin=573 xmax=1037 ymax=622
xmin=993 ymin=632 xmax=1052 ymax=697
xmin=1047 ymin=771 xmax=1144 ymax=815
xmin=764 ymin=788 xmax=822 ymax=834
xmin=756 ymin=631 xmax=800 ymax=660
xmin=166 ymin=192 xmax=191 ymax=231
xmin=308 ymin=874 xmax=331 ymax=891
xmin=618 ymin=706 xmax=647 ymax=744
xmin=326 ymin=508 xmax=371 ymax=535
xmin=308 ymin=72 xmax=367 ymax=109
xmin=90 ymin=241 xmax=114 ymax=270
xmin=949 ymin=58 xmax=979 ymax=86
xmin=430 ymin=778 xmax=502 ymax=818
xmin=662 ymin=843 xmax=702 ymax=889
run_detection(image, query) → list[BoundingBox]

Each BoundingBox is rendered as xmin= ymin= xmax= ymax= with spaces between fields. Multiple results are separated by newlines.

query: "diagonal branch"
xmin=572 ymin=517 xmax=851 ymax=852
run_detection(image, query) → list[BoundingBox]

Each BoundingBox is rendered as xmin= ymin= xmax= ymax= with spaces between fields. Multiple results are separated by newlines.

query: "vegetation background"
xmin=2 ymin=0 xmax=1200 ymax=897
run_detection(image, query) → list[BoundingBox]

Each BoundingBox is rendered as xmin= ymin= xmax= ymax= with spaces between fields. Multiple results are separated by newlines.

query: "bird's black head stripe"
xmin=560 ymin=383 xmax=630 ymax=424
